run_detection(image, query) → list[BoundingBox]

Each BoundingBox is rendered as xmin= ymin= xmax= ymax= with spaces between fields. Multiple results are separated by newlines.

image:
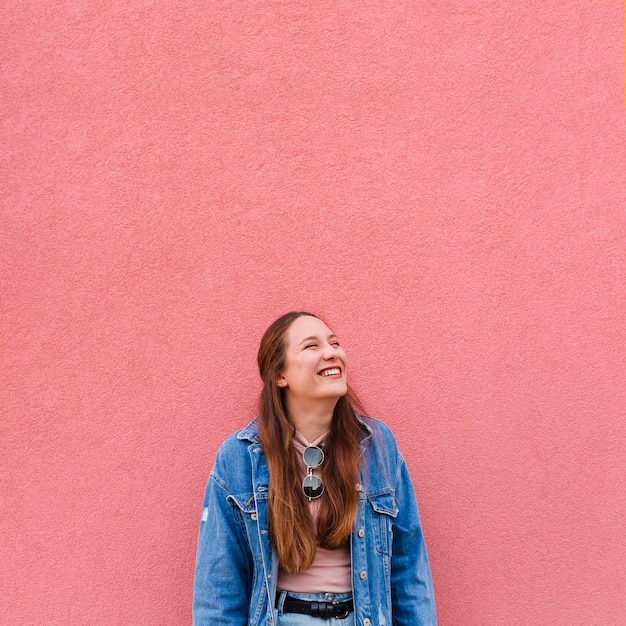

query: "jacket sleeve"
xmin=391 ymin=456 xmax=437 ymax=625
xmin=192 ymin=463 xmax=253 ymax=625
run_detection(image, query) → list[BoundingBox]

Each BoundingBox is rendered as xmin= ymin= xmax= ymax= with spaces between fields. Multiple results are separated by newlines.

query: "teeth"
xmin=321 ymin=368 xmax=341 ymax=377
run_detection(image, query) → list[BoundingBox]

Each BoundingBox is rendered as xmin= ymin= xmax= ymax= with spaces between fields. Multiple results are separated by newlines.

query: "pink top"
xmin=276 ymin=431 xmax=352 ymax=593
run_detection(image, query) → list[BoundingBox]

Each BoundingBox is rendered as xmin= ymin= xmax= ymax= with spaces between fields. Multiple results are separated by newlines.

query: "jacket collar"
xmin=237 ymin=414 xmax=373 ymax=444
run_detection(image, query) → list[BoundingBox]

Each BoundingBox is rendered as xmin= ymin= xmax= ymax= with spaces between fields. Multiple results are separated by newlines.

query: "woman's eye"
xmin=305 ymin=343 xmax=317 ymax=349
xmin=332 ymin=342 xmax=340 ymax=346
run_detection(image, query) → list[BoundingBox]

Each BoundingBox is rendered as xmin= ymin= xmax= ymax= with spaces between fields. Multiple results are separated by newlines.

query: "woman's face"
xmin=276 ymin=315 xmax=348 ymax=405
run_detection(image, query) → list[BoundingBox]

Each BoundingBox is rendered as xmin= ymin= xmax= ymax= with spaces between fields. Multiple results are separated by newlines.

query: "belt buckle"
xmin=335 ymin=603 xmax=350 ymax=619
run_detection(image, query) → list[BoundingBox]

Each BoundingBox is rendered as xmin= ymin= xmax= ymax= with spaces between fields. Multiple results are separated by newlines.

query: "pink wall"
xmin=2 ymin=1 xmax=625 ymax=624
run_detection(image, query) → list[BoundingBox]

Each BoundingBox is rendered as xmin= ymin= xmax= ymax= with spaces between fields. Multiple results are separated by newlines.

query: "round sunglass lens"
xmin=303 ymin=445 xmax=324 ymax=468
xmin=303 ymin=474 xmax=324 ymax=499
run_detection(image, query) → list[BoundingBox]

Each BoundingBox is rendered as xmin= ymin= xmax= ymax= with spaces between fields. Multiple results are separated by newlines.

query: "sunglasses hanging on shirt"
xmin=302 ymin=445 xmax=324 ymax=501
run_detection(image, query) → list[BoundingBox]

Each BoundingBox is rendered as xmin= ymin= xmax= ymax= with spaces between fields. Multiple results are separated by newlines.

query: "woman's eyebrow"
xmin=298 ymin=335 xmax=319 ymax=346
xmin=298 ymin=334 xmax=338 ymax=346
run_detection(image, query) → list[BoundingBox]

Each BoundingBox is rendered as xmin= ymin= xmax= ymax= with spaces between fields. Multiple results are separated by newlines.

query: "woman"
xmin=193 ymin=312 xmax=436 ymax=625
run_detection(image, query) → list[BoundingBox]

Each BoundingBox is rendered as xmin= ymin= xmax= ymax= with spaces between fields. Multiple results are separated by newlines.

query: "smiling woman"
xmin=192 ymin=312 xmax=437 ymax=625
xmin=276 ymin=316 xmax=349 ymax=438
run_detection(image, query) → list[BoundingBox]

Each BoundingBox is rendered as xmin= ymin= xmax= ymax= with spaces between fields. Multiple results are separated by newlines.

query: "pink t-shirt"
xmin=276 ymin=431 xmax=352 ymax=593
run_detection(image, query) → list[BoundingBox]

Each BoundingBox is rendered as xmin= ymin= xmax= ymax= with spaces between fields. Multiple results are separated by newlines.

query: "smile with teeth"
xmin=319 ymin=367 xmax=341 ymax=377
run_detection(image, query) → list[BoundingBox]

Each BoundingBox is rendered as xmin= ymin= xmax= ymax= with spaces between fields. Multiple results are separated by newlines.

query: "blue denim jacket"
xmin=193 ymin=416 xmax=437 ymax=625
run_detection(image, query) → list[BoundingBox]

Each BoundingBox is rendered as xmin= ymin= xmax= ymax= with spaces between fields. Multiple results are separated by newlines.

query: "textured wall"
xmin=2 ymin=1 xmax=625 ymax=624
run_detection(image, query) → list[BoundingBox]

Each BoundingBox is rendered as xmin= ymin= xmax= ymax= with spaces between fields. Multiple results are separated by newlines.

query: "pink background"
xmin=2 ymin=1 xmax=625 ymax=624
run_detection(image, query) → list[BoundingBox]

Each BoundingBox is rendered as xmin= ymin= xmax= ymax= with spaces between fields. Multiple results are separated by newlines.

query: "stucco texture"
xmin=1 ymin=1 xmax=625 ymax=624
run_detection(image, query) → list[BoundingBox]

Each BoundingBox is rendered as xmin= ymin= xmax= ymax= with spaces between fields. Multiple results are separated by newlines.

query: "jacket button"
xmin=358 ymin=528 xmax=365 ymax=538
xmin=251 ymin=513 xmax=258 ymax=520
xmin=363 ymin=619 xmax=371 ymax=626
xmin=359 ymin=570 xmax=367 ymax=580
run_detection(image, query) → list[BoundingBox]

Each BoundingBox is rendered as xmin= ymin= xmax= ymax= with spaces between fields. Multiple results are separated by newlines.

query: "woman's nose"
xmin=322 ymin=344 xmax=337 ymax=359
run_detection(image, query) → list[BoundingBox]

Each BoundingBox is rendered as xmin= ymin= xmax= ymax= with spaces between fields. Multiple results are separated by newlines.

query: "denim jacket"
xmin=193 ymin=416 xmax=437 ymax=625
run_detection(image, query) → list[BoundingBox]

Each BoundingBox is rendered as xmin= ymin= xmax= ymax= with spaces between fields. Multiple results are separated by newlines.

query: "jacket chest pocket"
xmin=367 ymin=492 xmax=398 ymax=555
xmin=228 ymin=492 xmax=270 ymax=625
xmin=228 ymin=493 xmax=266 ymax=563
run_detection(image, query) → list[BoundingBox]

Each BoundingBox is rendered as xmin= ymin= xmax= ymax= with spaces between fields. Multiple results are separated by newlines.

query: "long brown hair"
xmin=257 ymin=311 xmax=364 ymax=573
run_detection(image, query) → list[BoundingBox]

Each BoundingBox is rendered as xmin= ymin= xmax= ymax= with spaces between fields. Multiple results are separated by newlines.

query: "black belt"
xmin=277 ymin=595 xmax=354 ymax=619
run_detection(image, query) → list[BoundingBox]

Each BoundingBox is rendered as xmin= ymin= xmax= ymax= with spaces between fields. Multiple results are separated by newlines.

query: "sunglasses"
xmin=302 ymin=445 xmax=324 ymax=501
